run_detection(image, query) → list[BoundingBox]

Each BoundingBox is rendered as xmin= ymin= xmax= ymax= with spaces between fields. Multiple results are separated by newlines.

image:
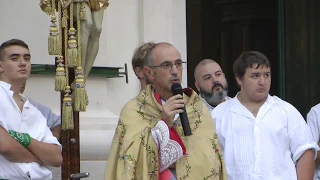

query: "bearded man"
xmin=194 ymin=59 xmax=230 ymax=113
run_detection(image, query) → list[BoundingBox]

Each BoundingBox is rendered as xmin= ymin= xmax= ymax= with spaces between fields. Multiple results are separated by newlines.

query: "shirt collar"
xmin=200 ymin=95 xmax=231 ymax=111
xmin=0 ymin=81 xmax=12 ymax=90
xmin=231 ymin=92 xmax=274 ymax=117
xmin=19 ymin=93 xmax=28 ymax=102
xmin=0 ymin=81 xmax=28 ymax=104
xmin=201 ymin=97 xmax=214 ymax=111
xmin=233 ymin=92 xmax=274 ymax=104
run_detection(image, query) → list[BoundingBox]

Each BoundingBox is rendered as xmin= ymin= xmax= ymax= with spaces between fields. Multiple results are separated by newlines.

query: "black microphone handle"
xmin=179 ymin=107 xmax=192 ymax=136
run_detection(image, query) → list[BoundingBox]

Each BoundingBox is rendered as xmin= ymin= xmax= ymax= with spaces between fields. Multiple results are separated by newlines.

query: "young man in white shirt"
xmin=212 ymin=51 xmax=318 ymax=180
xmin=307 ymin=103 xmax=320 ymax=180
xmin=0 ymin=39 xmax=62 ymax=179
xmin=20 ymin=82 xmax=61 ymax=140
xmin=194 ymin=59 xmax=230 ymax=113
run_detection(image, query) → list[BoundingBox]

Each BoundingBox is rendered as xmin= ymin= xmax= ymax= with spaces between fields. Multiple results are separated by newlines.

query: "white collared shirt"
xmin=28 ymin=98 xmax=61 ymax=129
xmin=307 ymin=103 xmax=320 ymax=180
xmin=212 ymin=94 xmax=318 ymax=180
xmin=0 ymin=81 xmax=62 ymax=180
xmin=201 ymin=96 xmax=231 ymax=113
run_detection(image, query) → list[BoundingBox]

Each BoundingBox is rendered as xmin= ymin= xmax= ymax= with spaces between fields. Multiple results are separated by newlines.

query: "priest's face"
xmin=149 ymin=44 xmax=183 ymax=98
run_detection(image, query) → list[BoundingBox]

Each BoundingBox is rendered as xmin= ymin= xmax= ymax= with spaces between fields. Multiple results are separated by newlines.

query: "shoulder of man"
xmin=211 ymin=97 xmax=234 ymax=118
xmin=271 ymin=95 xmax=303 ymax=117
xmin=27 ymin=97 xmax=40 ymax=107
xmin=27 ymin=98 xmax=50 ymax=111
xmin=307 ymin=103 xmax=320 ymax=117
xmin=310 ymin=103 xmax=320 ymax=113
xmin=119 ymin=96 xmax=141 ymax=117
xmin=26 ymin=98 xmax=60 ymax=121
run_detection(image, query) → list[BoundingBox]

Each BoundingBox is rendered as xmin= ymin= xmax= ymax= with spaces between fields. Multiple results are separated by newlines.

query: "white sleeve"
xmin=27 ymin=103 xmax=62 ymax=150
xmin=288 ymin=107 xmax=318 ymax=163
xmin=42 ymin=127 xmax=62 ymax=151
xmin=151 ymin=121 xmax=183 ymax=173
xmin=0 ymin=103 xmax=6 ymax=130
xmin=46 ymin=112 xmax=61 ymax=128
xmin=307 ymin=107 xmax=320 ymax=143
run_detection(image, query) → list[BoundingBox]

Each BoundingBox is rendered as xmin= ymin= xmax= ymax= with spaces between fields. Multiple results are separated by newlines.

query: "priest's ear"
xmin=134 ymin=67 xmax=144 ymax=79
xmin=143 ymin=66 xmax=155 ymax=79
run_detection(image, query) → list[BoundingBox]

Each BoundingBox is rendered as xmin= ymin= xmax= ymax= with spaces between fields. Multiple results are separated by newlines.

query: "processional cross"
xmin=39 ymin=0 xmax=109 ymax=179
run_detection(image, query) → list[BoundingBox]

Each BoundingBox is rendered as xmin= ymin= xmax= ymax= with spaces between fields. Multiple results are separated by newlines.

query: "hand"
xmin=8 ymin=130 xmax=31 ymax=148
xmin=162 ymin=94 xmax=184 ymax=128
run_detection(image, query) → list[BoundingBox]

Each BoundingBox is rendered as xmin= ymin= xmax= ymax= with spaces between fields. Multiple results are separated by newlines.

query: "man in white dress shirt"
xmin=0 ymin=39 xmax=62 ymax=179
xmin=194 ymin=59 xmax=230 ymax=113
xmin=20 ymin=82 xmax=61 ymax=140
xmin=307 ymin=103 xmax=320 ymax=180
xmin=212 ymin=51 xmax=318 ymax=180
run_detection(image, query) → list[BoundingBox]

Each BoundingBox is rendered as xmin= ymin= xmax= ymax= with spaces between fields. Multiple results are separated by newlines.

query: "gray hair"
xmin=194 ymin=59 xmax=218 ymax=81
xmin=145 ymin=42 xmax=174 ymax=67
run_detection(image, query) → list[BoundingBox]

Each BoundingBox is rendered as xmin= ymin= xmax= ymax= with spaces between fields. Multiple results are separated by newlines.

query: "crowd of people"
xmin=1 ymin=38 xmax=320 ymax=180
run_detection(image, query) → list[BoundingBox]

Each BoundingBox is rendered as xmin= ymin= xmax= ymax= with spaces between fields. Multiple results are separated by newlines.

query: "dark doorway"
xmin=186 ymin=0 xmax=279 ymax=98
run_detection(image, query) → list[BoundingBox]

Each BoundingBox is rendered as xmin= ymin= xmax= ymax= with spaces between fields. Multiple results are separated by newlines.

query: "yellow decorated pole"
xmin=74 ymin=2 xmax=88 ymax=112
xmin=40 ymin=0 xmax=111 ymax=177
xmin=67 ymin=3 xmax=78 ymax=68
xmin=54 ymin=1 xmax=67 ymax=92
xmin=60 ymin=2 xmax=74 ymax=130
xmin=39 ymin=0 xmax=84 ymax=178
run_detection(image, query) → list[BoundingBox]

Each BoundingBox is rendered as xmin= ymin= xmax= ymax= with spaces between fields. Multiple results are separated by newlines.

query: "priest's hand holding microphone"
xmin=161 ymin=83 xmax=192 ymax=136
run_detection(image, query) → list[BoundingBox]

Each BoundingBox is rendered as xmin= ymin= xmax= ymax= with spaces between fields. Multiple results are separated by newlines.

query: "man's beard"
xmin=200 ymin=83 xmax=228 ymax=107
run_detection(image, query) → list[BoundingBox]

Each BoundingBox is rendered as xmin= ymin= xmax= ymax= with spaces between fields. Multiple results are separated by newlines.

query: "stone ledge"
xmin=80 ymin=117 xmax=118 ymax=130
xmin=80 ymin=129 xmax=116 ymax=161
xmin=81 ymin=161 xmax=108 ymax=180
xmin=79 ymin=109 xmax=119 ymax=130
xmin=79 ymin=113 xmax=118 ymax=161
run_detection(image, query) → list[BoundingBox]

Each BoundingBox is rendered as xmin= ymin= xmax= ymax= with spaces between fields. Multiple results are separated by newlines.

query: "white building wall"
xmin=0 ymin=0 xmax=187 ymax=179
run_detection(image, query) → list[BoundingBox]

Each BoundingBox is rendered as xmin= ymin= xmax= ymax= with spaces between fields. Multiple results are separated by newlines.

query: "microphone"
xmin=171 ymin=83 xmax=192 ymax=136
